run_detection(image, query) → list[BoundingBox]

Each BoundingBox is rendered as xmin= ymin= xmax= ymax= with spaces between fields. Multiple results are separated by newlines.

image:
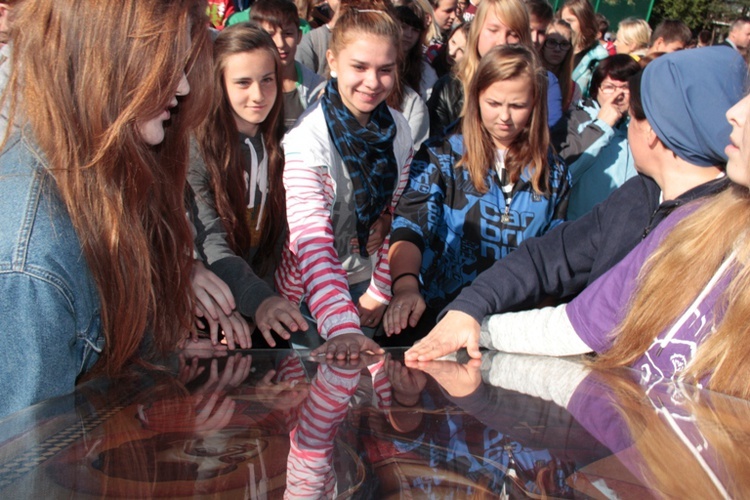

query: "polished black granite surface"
xmin=0 ymin=348 xmax=746 ymax=498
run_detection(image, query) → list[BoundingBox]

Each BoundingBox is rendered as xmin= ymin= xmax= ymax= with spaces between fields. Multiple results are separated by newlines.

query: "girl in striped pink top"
xmin=276 ymin=0 xmax=414 ymax=359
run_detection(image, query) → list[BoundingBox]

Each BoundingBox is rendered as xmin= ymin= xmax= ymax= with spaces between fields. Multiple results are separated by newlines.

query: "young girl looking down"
xmin=278 ymin=0 xmax=414 ymax=359
xmin=384 ymin=44 xmax=570 ymax=341
xmin=190 ymin=24 xmax=308 ymax=348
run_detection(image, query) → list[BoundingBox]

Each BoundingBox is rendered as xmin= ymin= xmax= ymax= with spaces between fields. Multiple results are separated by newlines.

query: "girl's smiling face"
xmin=327 ymin=33 xmax=397 ymax=127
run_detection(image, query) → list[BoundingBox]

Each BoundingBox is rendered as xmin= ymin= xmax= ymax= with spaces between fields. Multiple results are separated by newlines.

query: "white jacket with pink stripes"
xmin=276 ymin=101 xmax=414 ymax=340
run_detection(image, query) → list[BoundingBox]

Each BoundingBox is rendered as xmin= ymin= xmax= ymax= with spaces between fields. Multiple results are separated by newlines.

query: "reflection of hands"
xmin=194 ymin=354 xmax=253 ymax=396
xmin=358 ymin=292 xmax=387 ymax=328
xmin=385 ymin=353 xmax=427 ymax=406
xmin=310 ymin=332 xmax=384 ymax=360
xmin=405 ymin=357 xmax=482 ymax=398
xmin=404 ymin=310 xmax=481 ymax=361
xmin=255 ymin=369 xmax=310 ymax=411
xmin=350 ymin=212 xmax=391 ymax=256
xmin=383 ymin=289 xmax=426 ymax=336
xmin=254 ymin=296 xmax=308 ymax=347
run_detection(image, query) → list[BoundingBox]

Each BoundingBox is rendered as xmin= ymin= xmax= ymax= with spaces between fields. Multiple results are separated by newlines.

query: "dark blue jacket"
xmin=447 ymin=174 xmax=731 ymax=323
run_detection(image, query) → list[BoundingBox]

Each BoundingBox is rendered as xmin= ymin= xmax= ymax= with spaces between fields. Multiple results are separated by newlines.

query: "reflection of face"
xmin=542 ymin=30 xmax=571 ymax=68
xmin=725 ymin=93 xmax=750 ymax=188
xmin=529 ymin=14 xmax=548 ymax=52
xmin=433 ymin=0 xmax=458 ymax=32
xmin=561 ymin=7 xmax=580 ymax=37
xmin=138 ymin=73 xmax=190 ymax=146
xmin=224 ymin=49 xmax=278 ymax=137
xmin=327 ymin=34 xmax=397 ymax=127
xmin=259 ymin=21 xmax=300 ymax=68
xmin=477 ymin=8 xmax=520 ymax=57
xmin=448 ymin=28 xmax=467 ymax=64
xmin=400 ymin=22 xmax=421 ymax=52
xmin=479 ymin=75 xmax=533 ymax=150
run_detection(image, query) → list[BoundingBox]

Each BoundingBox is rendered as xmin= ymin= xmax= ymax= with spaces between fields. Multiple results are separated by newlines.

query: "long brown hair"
xmin=4 ymin=0 xmax=212 ymax=376
xmin=196 ymin=23 xmax=285 ymax=277
xmin=595 ymin=186 xmax=750 ymax=399
xmin=457 ymin=44 xmax=549 ymax=194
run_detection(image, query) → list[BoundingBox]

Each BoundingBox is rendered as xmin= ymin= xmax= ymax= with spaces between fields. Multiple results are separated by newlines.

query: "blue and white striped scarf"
xmin=321 ymin=78 xmax=397 ymax=258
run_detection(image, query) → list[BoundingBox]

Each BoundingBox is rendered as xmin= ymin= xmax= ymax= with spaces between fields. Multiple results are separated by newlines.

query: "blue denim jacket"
xmin=0 ymin=131 xmax=102 ymax=420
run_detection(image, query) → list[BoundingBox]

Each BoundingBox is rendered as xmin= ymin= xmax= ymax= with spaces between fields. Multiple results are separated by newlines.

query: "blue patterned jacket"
xmin=391 ymin=134 xmax=570 ymax=311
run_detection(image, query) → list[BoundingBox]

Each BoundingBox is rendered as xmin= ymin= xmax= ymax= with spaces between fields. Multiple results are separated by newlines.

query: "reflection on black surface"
xmin=1 ymin=349 xmax=750 ymax=498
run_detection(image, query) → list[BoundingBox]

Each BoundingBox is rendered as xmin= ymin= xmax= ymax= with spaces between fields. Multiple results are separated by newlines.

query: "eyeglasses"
xmin=599 ymin=84 xmax=630 ymax=95
xmin=545 ymin=40 xmax=571 ymax=51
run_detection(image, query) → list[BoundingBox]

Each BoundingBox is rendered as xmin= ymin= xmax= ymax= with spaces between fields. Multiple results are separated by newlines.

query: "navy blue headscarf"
xmin=641 ymin=46 xmax=747 ymax=167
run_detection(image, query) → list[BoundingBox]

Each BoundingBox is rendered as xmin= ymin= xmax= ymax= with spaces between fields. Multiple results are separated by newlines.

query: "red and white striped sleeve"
xmin=280 ymin=151 xmax=361 ymax=340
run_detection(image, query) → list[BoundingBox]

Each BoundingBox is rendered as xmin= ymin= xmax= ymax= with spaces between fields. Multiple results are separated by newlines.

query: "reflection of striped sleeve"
xmin=368 ymin=358 xmax=393 ymax=410
xmin=285 ymin=365 xmax=360 ymax=499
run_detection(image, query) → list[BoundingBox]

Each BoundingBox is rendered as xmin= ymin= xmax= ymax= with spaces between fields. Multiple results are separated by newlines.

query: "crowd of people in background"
xmin=3 ymin=0 xmax=750 ymax=420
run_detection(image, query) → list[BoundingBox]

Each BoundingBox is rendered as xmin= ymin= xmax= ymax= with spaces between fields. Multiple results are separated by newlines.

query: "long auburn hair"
xmin=457 ymin=44 xmax=550 ymax=194
xmin=331 ymin=0 xmax=404 ymax=112
xmin=4 ymin=0 xmax=212 ymax=376
xmin=456 ymin=0 xmax=531 ymax=100
xmin=595 ymin=185 xmax=750 ymax=399
xmin=195 ymin=23 xmax=285 ymax=277
xmin=542 ymin=19 xmax=575 ymax=111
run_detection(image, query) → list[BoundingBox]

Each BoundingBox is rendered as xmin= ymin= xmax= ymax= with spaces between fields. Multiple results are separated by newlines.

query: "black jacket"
xmin=446 ymin=174 xmax=731 ymax=323
xmin=427 ymin=74 xmax=463 ymax=138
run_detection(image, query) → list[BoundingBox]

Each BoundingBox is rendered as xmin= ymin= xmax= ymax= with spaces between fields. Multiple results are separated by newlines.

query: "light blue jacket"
xmin=560 ymin=99 xmax=636 ymax=220
xmin=0 ymin=131 xmax=102 ymax=420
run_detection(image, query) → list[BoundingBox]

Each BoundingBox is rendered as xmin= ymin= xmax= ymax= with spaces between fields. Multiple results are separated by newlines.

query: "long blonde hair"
xmin=457 ymin=44 xmax=549 ymax=194
xmin=596 ymin=185 xmax=750 ymax=398
xmin=4 ymin=0 xmax=212 ymax=376
xmin=456 ymin=0 xmax=531 ymax=99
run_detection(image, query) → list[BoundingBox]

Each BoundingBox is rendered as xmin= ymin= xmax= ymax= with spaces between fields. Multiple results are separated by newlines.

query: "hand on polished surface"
xmin=406 ymin=357 xmax=482 ymax=398
xmin=385 ymin=353 xmax=427 ymax=406
xmin=310 ymin=332 xmax=385 ymax=360
xmin=191 ymin=260 xmax=235 ymax=320
xmin=254 ymin=296 xmax=308 ymax=347
xmin=178 ymin=336 xmax=229 ymax=358
xmin=383 ymin=289 xmax=426 ymax=336
xmin=358 ymin=292 xmax=387 ymax=328
xmin=195 ymin=302 xmax=252 ymax=350
xmin=404 ymin=310 xmax=481 ymax=361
